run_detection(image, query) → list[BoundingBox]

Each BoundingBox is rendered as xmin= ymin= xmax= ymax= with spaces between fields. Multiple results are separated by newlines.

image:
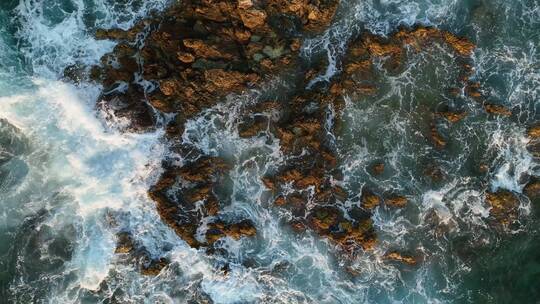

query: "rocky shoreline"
xmin=73 ymin=0 xmax=539 ymax=276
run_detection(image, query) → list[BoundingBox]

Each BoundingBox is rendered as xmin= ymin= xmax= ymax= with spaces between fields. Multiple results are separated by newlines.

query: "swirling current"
xmin=0 ymin=0 xmax=539 ymax=303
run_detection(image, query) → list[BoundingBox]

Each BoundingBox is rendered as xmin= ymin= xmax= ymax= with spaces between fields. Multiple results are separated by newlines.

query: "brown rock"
xmin=384 ymin=251 xmax=417 ymax=265
xmin=370 ymin=162 xmax=385 ymax=176
xmin=485 ymin=190 xmax=519 ymax=225
xmin=204 ymin=69 xmax=259 ymax=91
xmin=437 ymin=111 xmax=467 ymax=123
xmin=234 ymin=28 xmax=252 ymax=43
xmin=206 ymin=220 xmax=257 ymax=244
xmin=177 ymin=52 xmax=196 ymax=63
xmin=361 ymin=189 xmax=381 ymax=209
xmin=385 ymin=196 xmax=408 ymax=208
xmin=239 ymin=9 xmax=267 ymax=29
xmin=183 ymin=39 xmax=233 ymax=60
xmin=310 ymin=207 xmax=339 ymax=230
xmin=430 ymin=124 xmax=447 ymax=148
xmin=262 ymin=177 xmax=276 ymax=190
xmin=485 ymin=104 xmax=512 ymax=116
xmin=115 ymin=232 xmax=134 ymax=254
xmin=238 ymin=0 xmax=253 ymax=9
xmin=141 ymin=258 xmax=168 ymax=276
xmin=465 ymin=82 xmax=483 ymax=100
xmin=443 ymin=32 xmax=475 ymax=57
xmin=274 ymin=196 xmax=286 ymax=206
xmin=238 ymin=116 xmax=268 ymax=138
xmin=527 ymin=125 xmax=540 ymax=139
xmin=524 ymin=179 xmax=540 ymax=199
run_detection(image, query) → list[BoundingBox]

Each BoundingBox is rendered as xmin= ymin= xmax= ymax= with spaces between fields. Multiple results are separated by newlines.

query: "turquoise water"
xmin=0 ymin=0 xmax=538 ymax=303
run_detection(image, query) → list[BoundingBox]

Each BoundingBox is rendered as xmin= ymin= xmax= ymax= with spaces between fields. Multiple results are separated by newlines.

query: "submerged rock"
xmin=430 ymin=123 xmax=447 ymax=149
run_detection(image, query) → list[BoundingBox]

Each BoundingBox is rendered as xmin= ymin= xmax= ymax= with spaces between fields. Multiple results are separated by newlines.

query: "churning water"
xmin=0 ymin=0 xmax=538 ymax=303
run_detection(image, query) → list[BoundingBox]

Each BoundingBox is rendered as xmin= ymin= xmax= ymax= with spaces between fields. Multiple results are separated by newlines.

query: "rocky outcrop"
xmin=148 ymin=157 xmax=259 ymax=247
xmin=385 ymin=196 xmax=408 ymax=208
xmin=527 ymin=125 xmax=540 ymax=139
xmin=383 ymin=251 xmax=417 ymax=265
xmin=83 ymin=0 xmax=493 ymax=259
xmin=370 ymin=162 xmax=385 ymax=176
xmin=89 ymin=0 xmax=341 ymax=250
xmin=90 ymin=0 xmax=339 ymax=133
xmin=114 ymin=232 xmax=169 ymax=276
xmin=485 ymin=190 xmax=520 ymax=226
xmin=524 ymin=178 xmax=540 ymax=200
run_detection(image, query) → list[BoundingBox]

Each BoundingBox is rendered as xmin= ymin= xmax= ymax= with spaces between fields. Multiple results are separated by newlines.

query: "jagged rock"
xmin=95 ymin=26 xmax=142 ymax=41
xmin=81 ymin=0 xmax=487 ymax=260
xmin=430 ymin=124 xmax=447 ymax=148
xmin=424 ymin=165 xmax=444 ymax=182
xmin=361 ymin=188 xmax=381 ymax=210
xmin=442 ymin=32 xmax=475 ymax=57
xmin=266 ymin=0 xmax=340 ymax=33
xmin=63 ymin=64 xmax=87 ymax=84
xmin=527 ymin=125 xmax=540 ymax=139
xmin=527 ymin=141 xmax=540 ymax=158
xmin=273 ymin=196 xmax=286 ymax=206
xmin=385 ymin=196 xmax=408 ymax=208
xmin=484 ymin=103 xmax=512 ymax=116
xmin=113 ymin=232 xmax=170 ymax=276
xmin=437 ymin=111 xmax=467 ymax=123
xmin=148 ymin=157 xmax=244 ymax=248
xmin=141 ymin=258 xmax=169 ymax=276
xmin=308 ymin=206 xmax=376 ymax=252
xmin=485 ymin=190 xmax=519 ymax=225
xmin=239 ymin=9 xmax=267 ymax=29
xmin=524 ymin=178 xmax=540 ymax=199
xmin=465 ymin=82 xmax=483 ymax=100
xmin=206 ymin=220 xmax=257 ymax=244
xmin=115 ymin=232 xmax=135 ymax=254
xmin=370 ymin=162 xmax=385 ymax=176
xmin=384 ymin=251 xmax=417 ymax=265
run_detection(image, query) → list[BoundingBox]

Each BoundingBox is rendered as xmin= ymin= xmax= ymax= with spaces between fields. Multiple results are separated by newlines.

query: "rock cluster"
xmin=90 ymin=0 xmax=339 ymax=133
xmin=485 ymin=190 xmax=520 ymax=226
xmin=80 ymin=0 xmax=532 ymax=265
xmin=89 ymin=0 xmax=340 ymax=251
xmin=254 ymin=26 xmax=484 ymax=253
xmin=257 ymin=79 xmax=378 ymax=253
xmin=114 ymin=232 xmax=169 ymax=276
